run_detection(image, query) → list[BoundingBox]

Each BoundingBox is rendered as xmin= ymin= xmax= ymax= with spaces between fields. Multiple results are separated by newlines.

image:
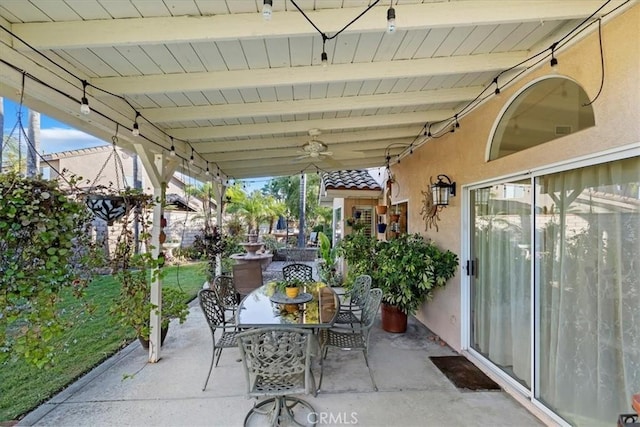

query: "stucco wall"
xmin=390 ymin=5 xmax=640 ymax=351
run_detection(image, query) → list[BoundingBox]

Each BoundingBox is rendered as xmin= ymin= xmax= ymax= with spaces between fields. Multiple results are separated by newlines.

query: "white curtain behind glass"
xmin=537 ymin=157 xmax=640 ymax=425
xmin=473 ymin=183 xmax=531 ymax=386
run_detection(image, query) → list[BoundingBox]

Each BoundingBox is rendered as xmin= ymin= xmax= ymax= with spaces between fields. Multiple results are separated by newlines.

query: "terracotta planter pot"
xmin=381 ymin=303 xmax=408 ymax=333
xmin=390 ymin=214 xmax=400 ymax=223
xmin=375 ymin=205 xmax=388 ymax=215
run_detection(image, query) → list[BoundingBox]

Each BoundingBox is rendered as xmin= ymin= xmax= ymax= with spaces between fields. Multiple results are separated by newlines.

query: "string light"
xmin=427 ymin=124 xmax=432 ymax=138
xmin=189 ymin=147 xmax=195 ymax=165
xmin=205 ymin=162 xmax=210 ymax=176
xmin=550 ymin=42 xmax=559 ymax=71
xmin=131 ymin=112 xmax=140 ymax=136
xmin=169 ymin=137 xmax=176 ymax=156
xmin=455 ymin=114 xmax=460 ymax=129
xmin=387 ymin=3 xmax=396 ymax=33
xmin=493 ymin=76 xmax=501 ymax=96
xmin=262 ymin=0 xmax=273 ymax=21
xmin=80 ymin=80 xmax=90 ymax=115
xmin=321 ymin=36 xmax=328 ymax=68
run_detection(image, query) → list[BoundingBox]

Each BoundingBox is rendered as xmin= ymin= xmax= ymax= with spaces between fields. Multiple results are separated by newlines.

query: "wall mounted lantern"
xmin=431 ymin=175 xmax=456 ymax=206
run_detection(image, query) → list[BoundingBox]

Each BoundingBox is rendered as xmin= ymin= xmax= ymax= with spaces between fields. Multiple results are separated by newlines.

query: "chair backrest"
xmin=236 ymin=327 xmax=315 ymax=397
xmin=212 ymin=275 xmax=237 ymax=309
xmin=360 ymin=288 xmax=383 ymax=330
xmin=232 ymin=262 xmax=263 ymax=296
xmin=351 ymin=274 xmax=372 ymax=307
xmin=198 ymin=289 xmax=225 ymax=332
xmin=282 ymin=263 xmax=314 ymax=283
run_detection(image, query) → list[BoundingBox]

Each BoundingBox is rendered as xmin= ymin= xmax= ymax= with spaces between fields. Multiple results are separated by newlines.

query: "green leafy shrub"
xmin=0 ymin=172 xmax=103 ymax=367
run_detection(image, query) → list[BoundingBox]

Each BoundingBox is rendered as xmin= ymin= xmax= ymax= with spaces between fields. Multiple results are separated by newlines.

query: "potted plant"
xmin=109 ymin=251 xmax=189 ymax=348
xmin=317 ymin=231 xmax=342 ymax=287
xmin=372 ymin=233 xmax=458 ymax=333
xmin=106 ymin=185 xmax=188 ymax=348
xmin=275 ymin=279 xmax=305 ymax=299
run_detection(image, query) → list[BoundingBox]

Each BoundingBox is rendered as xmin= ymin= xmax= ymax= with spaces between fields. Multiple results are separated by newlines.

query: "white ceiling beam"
xmin=219 ymin=158 xmax=386 ymax=179
xmin=92 ymin=52 xmax=526 ymax=95
xmin=193 ymin=130 xmax=419 ymax=153
xmin=11 ymin=1 xmax=605 ymax=50
xmin=142 ymin=87 xmax=481 ymax=123
xmin=170 ymin=111 xmax=450 ymax=140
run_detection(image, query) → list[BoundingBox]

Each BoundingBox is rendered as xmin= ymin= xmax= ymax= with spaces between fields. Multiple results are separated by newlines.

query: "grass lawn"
xmin=0 ymin=262 xmax=207 ymax=423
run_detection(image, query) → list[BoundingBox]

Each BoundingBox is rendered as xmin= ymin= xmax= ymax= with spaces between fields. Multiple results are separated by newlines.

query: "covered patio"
xmin=18 ymin=281 xmax=542 ymax=427
xmin=2 ymin=1 xmax=638 ymax=425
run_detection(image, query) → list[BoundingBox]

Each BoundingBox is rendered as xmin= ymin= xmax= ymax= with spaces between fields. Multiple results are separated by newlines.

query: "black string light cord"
xmin=394 ymin=0 xmax=629 ymax=162
xmin=0 ymin=0 xmax=631 ymax=172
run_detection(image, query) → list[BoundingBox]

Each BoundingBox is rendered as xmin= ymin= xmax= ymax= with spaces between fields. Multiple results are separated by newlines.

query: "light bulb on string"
xmin=132 ymin=112 xmax=140 ymax=136
xmin=387 ymin=6 xmax=396 ymax=33
xmin=550 ymin=42 xmax=559 ymax=73
xmin=321 ymin=36 xmax=328 ymax=68
xmin=493 ymin=76 xmax=501 ymax=96
xmin=205 ymin=162 xmax=210 ymax=176
xmin=189 ymin=147 xmax=195 ymax=165
xmin=169 ymin=137 xmax=177 ymax=157
xmin=80 ymin=80 xmax=90 ymax=115
xmin=262 ymin=0 xmax=272 ymax=21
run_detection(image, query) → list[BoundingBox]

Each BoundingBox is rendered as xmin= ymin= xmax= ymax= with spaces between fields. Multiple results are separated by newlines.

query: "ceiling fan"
xmin=294 ymin=129 xmax=333 ymax=160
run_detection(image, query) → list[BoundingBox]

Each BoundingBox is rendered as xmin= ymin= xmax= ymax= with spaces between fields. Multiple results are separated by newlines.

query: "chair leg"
xmin=202 ymin=340 xmax=216 ymax=391
xmin=214 ymin=346 xmax=224 ymax=367
xmin=362 ymin=350 xmax=377 ymax=392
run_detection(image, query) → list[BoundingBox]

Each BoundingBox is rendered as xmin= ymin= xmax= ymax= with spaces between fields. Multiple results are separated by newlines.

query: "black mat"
xmin=430 ymin=356 xmax=501 ymax=391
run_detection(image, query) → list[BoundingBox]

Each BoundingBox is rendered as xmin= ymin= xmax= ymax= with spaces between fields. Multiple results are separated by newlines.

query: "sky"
xmin=2 ymin=98 xmax=107 ymax=154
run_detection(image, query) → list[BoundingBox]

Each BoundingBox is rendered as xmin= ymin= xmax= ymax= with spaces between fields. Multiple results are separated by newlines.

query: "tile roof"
xmin=321 ymin=170 xmax=381 ymax=191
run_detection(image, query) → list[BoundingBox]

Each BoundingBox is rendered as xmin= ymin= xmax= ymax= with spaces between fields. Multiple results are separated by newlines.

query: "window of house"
xmin=489 ymin=77 xmax=595 ymax=160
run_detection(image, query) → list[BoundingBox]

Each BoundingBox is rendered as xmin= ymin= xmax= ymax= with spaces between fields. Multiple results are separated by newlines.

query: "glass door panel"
xmin=470 ymin=181 xmax=532 ymax=388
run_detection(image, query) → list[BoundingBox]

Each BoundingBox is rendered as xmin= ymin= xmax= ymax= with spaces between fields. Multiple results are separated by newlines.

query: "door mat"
xmin=430 ymin=356 xmax=501 ymax=391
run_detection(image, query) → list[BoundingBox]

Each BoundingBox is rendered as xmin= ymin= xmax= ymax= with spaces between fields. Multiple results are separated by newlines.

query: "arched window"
xmin=489 ymin=77 xmax=595 ymax=160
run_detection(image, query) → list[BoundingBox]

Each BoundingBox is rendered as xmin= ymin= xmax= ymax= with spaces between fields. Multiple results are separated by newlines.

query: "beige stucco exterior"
xmin=389 ymin=4 xmax=640 ymax=352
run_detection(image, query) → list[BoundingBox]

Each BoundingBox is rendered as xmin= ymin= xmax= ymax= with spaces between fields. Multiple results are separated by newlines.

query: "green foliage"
xmin=0 ymin=172 xmax=103 ymax=368
xmin=338 ymin=230 xmax=458 ymax=315
xmin=373 ymin=234 xmax=458 ymax=315
xmin=317 ymin=231 xmax=341 ymax=286
xmin=0 ymin=263 xmax=205 ymax=422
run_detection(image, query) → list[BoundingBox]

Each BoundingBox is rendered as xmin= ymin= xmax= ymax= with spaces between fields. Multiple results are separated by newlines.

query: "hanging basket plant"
xmin=84 ymin=133 xmax=148 ymax=225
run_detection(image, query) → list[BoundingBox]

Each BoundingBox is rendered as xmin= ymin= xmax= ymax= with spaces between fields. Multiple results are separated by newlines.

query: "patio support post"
xmin=133 ymin=145 xmax=178 ymax=362
xmin=212 ymin=180 xmax=226 ymax=276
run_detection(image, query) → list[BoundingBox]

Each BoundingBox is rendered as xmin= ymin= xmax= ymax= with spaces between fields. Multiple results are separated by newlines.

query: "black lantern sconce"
xmin=431 ymin=175 xmax=456 ymax=206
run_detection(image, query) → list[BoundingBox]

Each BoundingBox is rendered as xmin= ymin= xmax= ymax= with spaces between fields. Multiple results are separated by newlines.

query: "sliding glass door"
xmin=470 ymin=180 xmax=532 ymax=389
xmin=468 ymin=155 xmax=640 ymax=425
xmin=535 ymin=156 xmax=640 ymax=425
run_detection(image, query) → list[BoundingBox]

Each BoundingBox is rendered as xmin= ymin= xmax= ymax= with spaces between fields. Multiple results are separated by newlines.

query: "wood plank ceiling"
xmin=0 ymin=0 xmax=626 ymax=180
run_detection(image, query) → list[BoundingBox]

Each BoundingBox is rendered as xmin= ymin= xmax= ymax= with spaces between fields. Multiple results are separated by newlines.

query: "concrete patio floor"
xmin=18 ymin=263 xmax=545 ymax=427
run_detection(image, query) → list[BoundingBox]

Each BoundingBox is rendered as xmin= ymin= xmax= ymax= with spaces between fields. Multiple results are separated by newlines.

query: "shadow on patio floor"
xmin=19 ymin=292 xmax=544 ymax=427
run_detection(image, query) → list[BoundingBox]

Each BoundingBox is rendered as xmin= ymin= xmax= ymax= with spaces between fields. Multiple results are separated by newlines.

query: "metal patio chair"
xmin=198 ymin=288 xmax=240 ymax=391
xmin=319 ymin=288 xmax=383 ymax=391
xmin=211 ymin=274 xmax=238 ymax=329
xmin=282 ymin=263 xmax=314 ymax=283
xmin=335 ymin=274 xmax=371 ymax=326
xmin=237 ymin=327 xmax=318 ymax=426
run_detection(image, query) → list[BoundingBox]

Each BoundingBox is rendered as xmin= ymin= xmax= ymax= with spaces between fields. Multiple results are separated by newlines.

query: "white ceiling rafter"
xmin=0 ymin=0 xmax=627 ymax=180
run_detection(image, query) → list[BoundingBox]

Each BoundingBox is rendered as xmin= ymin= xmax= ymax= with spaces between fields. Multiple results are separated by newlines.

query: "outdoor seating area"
xmin=17 ymin=261 xmax=544 ymax=426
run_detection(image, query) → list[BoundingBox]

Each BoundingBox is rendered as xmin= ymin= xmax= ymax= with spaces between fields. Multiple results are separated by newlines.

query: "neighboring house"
xmin=319 ymin=169 xmax=383 ymax=244
xmin=42 ymin=145 xmax=212 ymax=252
xmin=363 ymin=8 xmax=638 ymax=427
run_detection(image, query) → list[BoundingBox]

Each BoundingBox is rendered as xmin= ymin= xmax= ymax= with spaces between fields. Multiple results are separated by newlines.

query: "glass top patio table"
xmin=236 ymin=282 xmax=339 ymax=329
